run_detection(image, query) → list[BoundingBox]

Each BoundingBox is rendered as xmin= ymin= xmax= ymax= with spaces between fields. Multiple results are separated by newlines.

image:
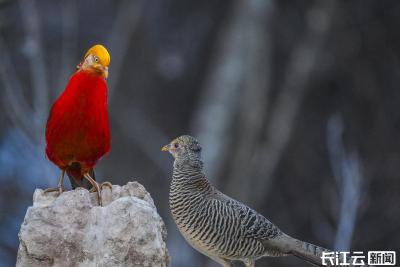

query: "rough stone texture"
xmin=16 ymin=182 xmax=170 ymax=267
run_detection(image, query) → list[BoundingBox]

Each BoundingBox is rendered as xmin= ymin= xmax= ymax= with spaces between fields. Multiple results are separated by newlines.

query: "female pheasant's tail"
xmin=263 ymin=233 xmax=359 ymax=267
xmin=289 ymin=238 xmax=332 ymax=266
xmin=287 ymin=237 xmax=371 ymax=267
xmin=262 ymin=234 xmax=330 ymax=266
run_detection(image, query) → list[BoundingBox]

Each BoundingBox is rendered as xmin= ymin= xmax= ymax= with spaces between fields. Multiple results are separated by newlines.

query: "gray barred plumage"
xmin=163 ymin=135 xmax=362 ymax=267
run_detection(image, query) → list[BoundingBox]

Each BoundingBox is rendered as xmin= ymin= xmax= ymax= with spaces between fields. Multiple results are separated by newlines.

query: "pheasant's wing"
xmin=229 ymin=201 xmax=281 ymax=240
xmin=212 ymin=190 xmax=281 ymax=241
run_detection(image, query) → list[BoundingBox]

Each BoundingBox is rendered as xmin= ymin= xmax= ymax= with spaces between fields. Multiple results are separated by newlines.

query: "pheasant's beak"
xmin=103 ymin=66 xmax=109 ymax=79
xmin=161 ymin=144 xmax=171 ymax=151
xmin=92 ymin=63 xmax=109 ymax=79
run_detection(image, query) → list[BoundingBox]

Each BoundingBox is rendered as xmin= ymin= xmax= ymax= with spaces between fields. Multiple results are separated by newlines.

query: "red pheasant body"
xmin=46 ymin=70 xmax=110 ymax=176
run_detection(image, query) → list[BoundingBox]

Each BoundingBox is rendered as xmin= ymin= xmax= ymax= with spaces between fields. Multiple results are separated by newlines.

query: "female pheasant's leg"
xmin=215 ymin=257 xmax=235 ymax=267
xmin=243 ymin=259 xmax=255 ymax=267
xmin=44 ymin=170 xmax=66 ymax=194
xmin=83 ymin=173 xmax=102 ymax=206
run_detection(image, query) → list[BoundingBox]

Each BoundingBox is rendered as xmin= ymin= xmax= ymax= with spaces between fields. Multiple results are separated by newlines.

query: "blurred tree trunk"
xmin=191 ymin=0 xmax=274 ymax=266
xmin=191 ymin=0 xmax=274 ymax=183
xmin=225 ymin=0 xmax=336 ymax=209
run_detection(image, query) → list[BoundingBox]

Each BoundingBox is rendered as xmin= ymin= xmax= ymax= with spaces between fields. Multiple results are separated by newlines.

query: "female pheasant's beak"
xmin=162 ymin=143 xmax=179 ymax=158
xmin=161 ymin=144 xmax=171 ymax=152
xmin=162 ymin=142 xmax=179 ymax=155
xmin=162 ymin=139 xmax=181 ymax=156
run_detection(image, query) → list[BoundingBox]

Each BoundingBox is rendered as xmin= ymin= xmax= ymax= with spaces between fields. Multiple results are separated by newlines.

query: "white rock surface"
xmin=16 ymin=182 xmax=170 ymax=267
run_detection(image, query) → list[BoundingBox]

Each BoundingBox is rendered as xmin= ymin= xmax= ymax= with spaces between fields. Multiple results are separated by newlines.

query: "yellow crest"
xmin=84 ymin=44 xmax=110 ymax=67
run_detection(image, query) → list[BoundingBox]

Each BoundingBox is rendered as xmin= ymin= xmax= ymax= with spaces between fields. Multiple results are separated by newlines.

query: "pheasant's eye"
xmin=174 ymin=143 xmax=179 ymax=148
xmin=94 ymin=56 xmax=99 ymax=62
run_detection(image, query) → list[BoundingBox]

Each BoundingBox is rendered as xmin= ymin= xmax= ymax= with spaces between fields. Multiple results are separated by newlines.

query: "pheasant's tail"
xmin=66 ymin=163 xmax=95 ymax=190
xmin=289 ymin=238 xmax=331 ymax=266
xmin=288 ymin=237 xmax=371 ymax=267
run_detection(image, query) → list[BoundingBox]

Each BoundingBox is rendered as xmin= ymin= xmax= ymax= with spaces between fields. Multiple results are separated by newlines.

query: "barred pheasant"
xmin=162 ymin=135 xmax=359 ymax=267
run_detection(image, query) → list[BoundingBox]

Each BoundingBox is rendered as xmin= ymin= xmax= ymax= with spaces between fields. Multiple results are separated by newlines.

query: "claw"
xmin=89 ymin=187 xmax=97 ymax=193
xmin=83 ymin=173 xmax=103 ymax=206
xmin=100 ymin=181 xmax=113 ymax=191
xmin=43 ymin=186 xmax=64 ymax=194
xmin=44 ymin=170 xmax=65 ymax=195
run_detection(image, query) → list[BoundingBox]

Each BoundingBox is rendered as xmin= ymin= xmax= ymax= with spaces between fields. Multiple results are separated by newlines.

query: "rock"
xmin=16 ymin=182 xmax=170 ymax=267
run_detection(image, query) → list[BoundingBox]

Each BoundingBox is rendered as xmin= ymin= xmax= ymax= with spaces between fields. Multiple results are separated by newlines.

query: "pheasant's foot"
xmin=89 ymin=182 xmax=112 ymax=192
xmin=43 ymin=186 xmax=65 ymax=195
xmin=44 ymin=170 xmax=66 ymax=195
xmin=99 ymin=181 xmax=113 ymax=206
xmin=100 ymin=181 xmax=113 ymax=191
xmin=89 ymin=187 xmax=97 ymax=193
xmin=83 ymin=173 xmax=103 ymax=206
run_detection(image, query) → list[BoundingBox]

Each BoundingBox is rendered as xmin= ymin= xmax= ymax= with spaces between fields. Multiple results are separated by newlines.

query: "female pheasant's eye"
xmin=174 ymin=143 xmax=179 ymax=148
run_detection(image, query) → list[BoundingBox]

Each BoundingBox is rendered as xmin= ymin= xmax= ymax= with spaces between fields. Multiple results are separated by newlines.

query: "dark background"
xmin=0 ymin=0 xmax=399 ymax=266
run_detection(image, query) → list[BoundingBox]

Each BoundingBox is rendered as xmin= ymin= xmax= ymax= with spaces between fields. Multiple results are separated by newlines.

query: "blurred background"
xmin=0 ymin=0 xmax=399 ymax=266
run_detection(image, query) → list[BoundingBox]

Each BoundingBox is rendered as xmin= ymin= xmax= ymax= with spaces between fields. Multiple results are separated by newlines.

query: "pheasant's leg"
xmin=90 ymin=182 xmax=112 ymax=192
xmin=44 ymin=170 xmax=66 ymax=194
xmin=214 ymin=257 xmax=235 ymax=267
xmin=89 ymin=182 xmax=112 ymax=193
xmin=222 ymin=262 xmax=235 ymax=267
xmin=243 ymin=259 xmax=255 ymax=267
xmin=57 ymin=170 xmax=66 ymax=194
xmin=83 ymin=173 xmax=102 ymax=206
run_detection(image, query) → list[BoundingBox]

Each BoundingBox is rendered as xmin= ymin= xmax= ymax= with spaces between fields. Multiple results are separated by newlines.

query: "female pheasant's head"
xmin=78 ymin=44 xmax=110 ymax=79
xmin=162 ymin=135 xmax=203 ymax=168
